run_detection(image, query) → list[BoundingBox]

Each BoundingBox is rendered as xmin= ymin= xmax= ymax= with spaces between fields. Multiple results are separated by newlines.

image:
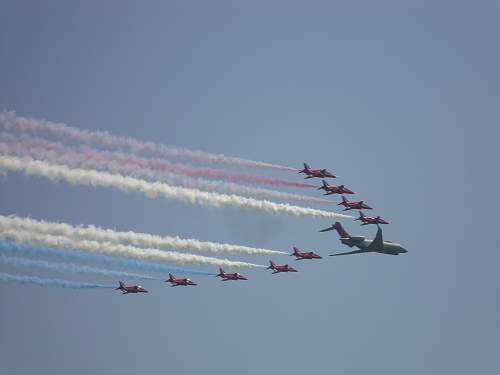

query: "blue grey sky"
xmin=1 ymin=1 xmax=499 ymax=374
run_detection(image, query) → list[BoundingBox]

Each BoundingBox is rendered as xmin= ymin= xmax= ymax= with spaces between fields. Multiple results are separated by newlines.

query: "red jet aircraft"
xmin=355 ymin=211 xmax=389 ymax=225
xmin=298 ymin=163 xmax=336 ymax=179
xmin=165 ymin=273 xmax=197 ymax=286
xmin=267 ymin=260 xmax=298 ymax=274
xmin=291 ymin=246 xmax=322 ymax=260
xmin=115 ymin=281 xmax=148 ymax=294
xmin=337 ymin=196 xmax=372 ymax=211
xmin=317 ymin=180 xmax=355 ymax=195
xmin=216 ymin=268 xmax=248 ymax=281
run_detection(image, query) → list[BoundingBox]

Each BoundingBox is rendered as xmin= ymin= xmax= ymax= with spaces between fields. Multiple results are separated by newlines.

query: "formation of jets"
xmin=116 ymin=162 xmax=406 ymax=294
xmin=303 ymin=161 xmax=405 ymax=256
xmin=302 ymin=162 xmax=389 ymax=225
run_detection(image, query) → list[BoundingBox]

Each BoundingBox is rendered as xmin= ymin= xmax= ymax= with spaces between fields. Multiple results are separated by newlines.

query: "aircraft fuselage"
xmin=340 ymin=237 xmax=407 ymax=255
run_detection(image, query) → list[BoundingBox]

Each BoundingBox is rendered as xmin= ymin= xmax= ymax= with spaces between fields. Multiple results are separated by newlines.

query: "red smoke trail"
xmin=0 ymin=132 xmax=315 ymax=188
xmin=0 ymin=111 xmax=296 ymax=171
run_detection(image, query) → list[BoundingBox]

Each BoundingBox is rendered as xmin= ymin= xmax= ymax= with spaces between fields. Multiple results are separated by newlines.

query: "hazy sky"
xmin=1 ymin=1 xmax=499 ymax=374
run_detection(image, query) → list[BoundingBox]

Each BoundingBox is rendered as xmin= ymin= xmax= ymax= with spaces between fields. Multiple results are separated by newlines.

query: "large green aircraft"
xmin=320 ymin=222 xmax=407 ymax=256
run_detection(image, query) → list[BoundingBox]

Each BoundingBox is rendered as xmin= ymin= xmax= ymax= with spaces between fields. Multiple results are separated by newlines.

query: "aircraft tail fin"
xmin=267 ymin=260 xmax=275 ymax=270
xmin=317 ymin=180 xmax=327 ymax=190
xmin=167 ymin=273 xmax=175 ymax=282
xmin=116 ymin=281 xmax=125 ymax=290
xmin=299 ymin=163 xmax=310 ymax=174
xmin=355 ymin=211 xmax=365 ymax=220
xmin=366 ymin=226 xmax=383 ymax=250
xmin=337 ymin=196 xmax=348 ymax=206
xmin=217 ymin=267 xmax=224 ymax=277
xmin=332 ymin=222 xmax=351 ymax=239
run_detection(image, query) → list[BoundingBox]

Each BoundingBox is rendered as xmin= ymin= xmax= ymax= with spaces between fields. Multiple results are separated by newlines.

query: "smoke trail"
xmin=2 ymin=139 xmax=315 ymax=192
xmin=0 ymin=136 xmax=325 ymax=204
xmin=0 ymin=240 xmax=214 ymax=276
xmin=0 ymin=133 xmax=312 ymax=188
xmin=0 ymin=272 xmax=114 ymax=289
xmin=0 ymin=215 xmax=287 ymax=256
xmin=0 ymin=254 xmax=159 ymax=280
xmin=0 ymin=111 xmax=295 ymax=171
xmin=0 ymin=230 xmax=265 ymax=268
xmin=0 ymin=155 xmax=352 ymax=220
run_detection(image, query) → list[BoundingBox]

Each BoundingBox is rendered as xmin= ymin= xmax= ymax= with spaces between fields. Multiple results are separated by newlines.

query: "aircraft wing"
xmin=329 ymin=250 xmax=368 ymax=256
xmin=367 ymin=226 xmax=383 ymax=250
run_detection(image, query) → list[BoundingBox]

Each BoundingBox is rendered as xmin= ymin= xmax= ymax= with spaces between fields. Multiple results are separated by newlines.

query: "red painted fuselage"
xmin=318 ymin=180 xmax=354 ymax=195
xmin=355 ymin=211 xmax=389 ymax=225
xmin=291 ymin=247 xmax=322 ymax=260
xmin=267 ymin=261 xmax=298 ymax=273
xmin=116 ymin=281 xmax=148 ymax=294
xmin=166 ymin=273 xmax=197 ymax=286
xmin=299 ymin=163 xmax=336 ymax=179
xmin=216 ymin=268 xmax=248 ymax=281
xmin=337 ymin=196 xmax=372 ymax=211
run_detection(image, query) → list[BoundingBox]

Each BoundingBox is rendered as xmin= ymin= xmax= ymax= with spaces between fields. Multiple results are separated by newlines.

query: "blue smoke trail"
xmin=0 ymin=272 xmax=114 ymax=289
xmin=0 ymin=240 xmax=214 ymax=276
xmin=0 ymin=255 xmax=159 ymax=281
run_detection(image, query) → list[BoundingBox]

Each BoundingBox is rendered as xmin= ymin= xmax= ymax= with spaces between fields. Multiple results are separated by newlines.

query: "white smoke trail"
xmin=0 ymin=215 xmax=286 ymax=256
xmin=0 ymin=272 xmax=114 ymax=289
xmin=0 ymin=155 xmax=352 ymax=219
xmin=0 ymin=254 xmax=158 ymax=280
xmin=0 ymin=135 xmax=330 ymax=205
xmin=0 ymin=230 xmax=265 ymax=269
xmin=0 ymin=111 xmax=294 ymax=171
xmin=0 ymin=239 xmax=214 ymax=276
